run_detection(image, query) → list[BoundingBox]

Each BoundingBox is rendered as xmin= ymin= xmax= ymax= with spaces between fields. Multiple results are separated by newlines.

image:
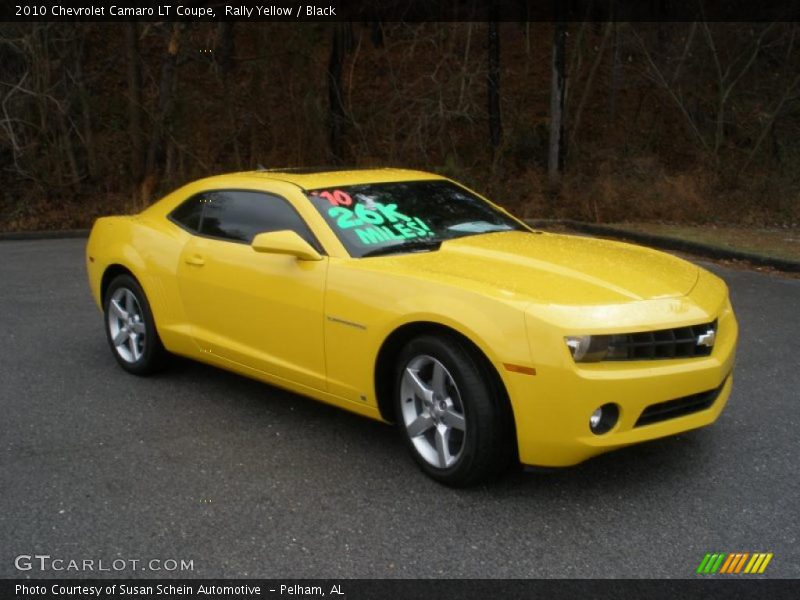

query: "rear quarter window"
xmin=169 ymin=195 xmax=203 ymax=232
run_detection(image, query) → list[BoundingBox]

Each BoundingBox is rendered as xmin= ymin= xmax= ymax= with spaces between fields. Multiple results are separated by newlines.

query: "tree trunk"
xmin=59 ymin=112 xmax=81 ymax=184
xmin=570 ymin=21 xmax=612 ymax=146
xmin=327 ymin=24 xmax=349 ymax=162
xmin=609 ymin=23 xmax=622 ymax=121
xmin=487 ymin=21 xmax=502 ymax=151
xmin=370 ymin=22 xmax=384 ymax=48
xmin=125 ymin=23 xmax=144 ymax=189
xmin=548 ymin=21 xmax=567 ymax=190
xmin=140 ymin=24 xmax=183 ymax=208
xmin=75 ymin=29 xmax=97 ymax=180
xmin=217 ymin=22 xmax=240 ymax=168
xmin=216 ymin=22 xmax=235 ymax=75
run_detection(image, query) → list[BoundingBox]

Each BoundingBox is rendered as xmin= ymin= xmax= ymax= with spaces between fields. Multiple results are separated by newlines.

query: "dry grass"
xmin=606 ymin=222 xmax=800 ymax=262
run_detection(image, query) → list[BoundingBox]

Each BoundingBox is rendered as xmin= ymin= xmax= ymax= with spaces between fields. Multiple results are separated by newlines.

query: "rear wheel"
xmin=394 ymin=335 xmax=512 ymax=486
xmin=104 ymin=274 xmax=168 ymax=375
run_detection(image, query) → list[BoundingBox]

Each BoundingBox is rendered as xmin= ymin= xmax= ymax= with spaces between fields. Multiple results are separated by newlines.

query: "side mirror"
xmin=251 ymin=230 xmax=323 ymax=261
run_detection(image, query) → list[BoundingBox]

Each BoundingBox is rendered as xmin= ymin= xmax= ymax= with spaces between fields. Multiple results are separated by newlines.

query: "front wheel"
xmin=394 ymin=335 xmax=512 ymax=486
xmin=104 ymin=274 xmax=168 ymax=375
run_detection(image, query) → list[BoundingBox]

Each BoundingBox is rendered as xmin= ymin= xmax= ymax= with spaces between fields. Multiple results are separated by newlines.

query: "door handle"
xmin=184 ymin=254 xmax=205 ymax=266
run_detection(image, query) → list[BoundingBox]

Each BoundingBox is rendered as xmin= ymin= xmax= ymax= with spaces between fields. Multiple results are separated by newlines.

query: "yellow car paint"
xmin=86 ymin=169 xmax=737 ymax=467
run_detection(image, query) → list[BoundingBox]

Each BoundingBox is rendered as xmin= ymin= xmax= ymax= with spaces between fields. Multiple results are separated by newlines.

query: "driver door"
xmin=175 ymin=190 xmax=328 ymax=391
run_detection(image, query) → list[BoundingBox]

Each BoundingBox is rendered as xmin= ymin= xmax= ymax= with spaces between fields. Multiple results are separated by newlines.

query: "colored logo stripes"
xmin=697 ymin=552 xmax=773 ymax=574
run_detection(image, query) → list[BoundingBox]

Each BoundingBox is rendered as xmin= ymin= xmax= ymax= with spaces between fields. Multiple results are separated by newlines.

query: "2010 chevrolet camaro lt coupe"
xmin=86 ymin=168 xmax=737 ymax=486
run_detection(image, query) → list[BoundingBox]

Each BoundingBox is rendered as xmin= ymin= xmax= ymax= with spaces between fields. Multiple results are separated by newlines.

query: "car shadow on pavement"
xmin=161 ymin=353 xmax=720 ymax=497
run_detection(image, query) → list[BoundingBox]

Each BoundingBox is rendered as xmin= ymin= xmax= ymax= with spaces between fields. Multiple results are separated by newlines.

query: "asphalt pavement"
xmin=1 ymin=238 xmax=798 ymax=578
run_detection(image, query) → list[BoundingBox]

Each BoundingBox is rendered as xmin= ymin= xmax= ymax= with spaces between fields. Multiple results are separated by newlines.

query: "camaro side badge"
xmin=697 ymin=329 xmax=716 ymax=348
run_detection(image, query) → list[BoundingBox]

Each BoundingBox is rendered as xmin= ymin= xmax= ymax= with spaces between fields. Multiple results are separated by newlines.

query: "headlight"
xmin=565 ymin=335 xmax=611 ymax=362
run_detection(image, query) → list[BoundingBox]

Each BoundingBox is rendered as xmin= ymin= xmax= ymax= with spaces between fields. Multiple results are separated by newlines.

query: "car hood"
xmin=370 ymin=231 xmax=700 ymax=305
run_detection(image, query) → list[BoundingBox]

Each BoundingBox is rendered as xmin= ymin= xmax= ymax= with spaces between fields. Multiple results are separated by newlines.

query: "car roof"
xmin=224 ymin=167 xmax=445 ymax=190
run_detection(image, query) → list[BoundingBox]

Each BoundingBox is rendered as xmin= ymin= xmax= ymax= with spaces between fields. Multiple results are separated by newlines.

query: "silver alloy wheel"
xmin=400 ymin=354 xmax=467 ymax=469
xmin=107 ymin=287 xmax=146 ymax=364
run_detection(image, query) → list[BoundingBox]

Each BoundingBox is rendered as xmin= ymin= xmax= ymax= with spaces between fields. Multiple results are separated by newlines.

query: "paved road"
xmin=1 ymin=239 xmax=798 ymax=579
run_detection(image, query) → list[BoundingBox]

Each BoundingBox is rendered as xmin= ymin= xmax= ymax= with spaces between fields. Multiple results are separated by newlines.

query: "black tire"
xmin=103 ymin=274 xmax=168 ymax=375
xmin=393 ymin=334 xmax=513 ymax=487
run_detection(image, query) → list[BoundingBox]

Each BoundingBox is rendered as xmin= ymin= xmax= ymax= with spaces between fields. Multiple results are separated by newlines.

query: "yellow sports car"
xmin=86 ymin=168 xmax=737 ymax=486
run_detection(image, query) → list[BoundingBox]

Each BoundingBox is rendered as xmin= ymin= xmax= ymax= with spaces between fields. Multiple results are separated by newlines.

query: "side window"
xmin=169 ymin=195 xmax=203 ymax=232
xmin=199 ymin=190 xmax=318 ymax=247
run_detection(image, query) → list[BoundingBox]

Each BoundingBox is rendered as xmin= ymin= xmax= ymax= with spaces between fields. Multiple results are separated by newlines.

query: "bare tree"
xmin=125 ymin=22 xmax=143 ymax=188
xmin=570 ymin=20 xmax=613 ymax=146
xmin=327 ymin=24 xmax=352 ymax=162
xmin=140 ymin=23 xmax=184 ymax=207
xmin=216 ymin=22 xmax=235 ymax=75
xmin=637 ymin=22 xmax=775 ymax=162
xmin=702 ymin=22 xmax=774 ymax=157
xmin=487 ymin=21 xmax=502 ymax=150
xmin=0 ymin=23 xmax=89 ymax=187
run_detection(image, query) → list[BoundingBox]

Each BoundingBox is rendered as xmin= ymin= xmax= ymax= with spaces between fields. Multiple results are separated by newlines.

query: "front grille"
xmin=606 ymin=320 xmax=717 ymax=361
xmin=634 ymin=377 xmax=727 ymax=427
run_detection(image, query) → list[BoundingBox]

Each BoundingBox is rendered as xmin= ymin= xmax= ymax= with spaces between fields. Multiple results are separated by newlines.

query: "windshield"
xmin=305 ymin=180 xmax=528 ymax=258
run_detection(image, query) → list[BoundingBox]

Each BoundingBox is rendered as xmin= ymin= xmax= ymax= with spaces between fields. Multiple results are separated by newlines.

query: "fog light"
xmin=589 ymin=403 xmax=619 ymax=435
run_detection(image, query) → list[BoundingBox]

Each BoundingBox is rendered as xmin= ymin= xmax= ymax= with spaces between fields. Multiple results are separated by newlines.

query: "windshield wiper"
xmin=360 ymin=239 xmax=442 ymax=258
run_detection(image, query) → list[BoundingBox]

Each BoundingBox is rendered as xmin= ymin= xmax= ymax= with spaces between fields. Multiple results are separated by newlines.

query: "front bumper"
xmin=506 ymin=281 xmax=738 ymax=467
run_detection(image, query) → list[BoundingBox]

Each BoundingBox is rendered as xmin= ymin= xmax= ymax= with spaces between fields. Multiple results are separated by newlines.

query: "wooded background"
xmin=1 ymin=21 xmax=799 ymax=231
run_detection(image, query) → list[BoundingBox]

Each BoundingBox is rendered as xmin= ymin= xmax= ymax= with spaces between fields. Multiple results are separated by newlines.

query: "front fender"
xmin=323 ymin=260 xmax=532 ymax=408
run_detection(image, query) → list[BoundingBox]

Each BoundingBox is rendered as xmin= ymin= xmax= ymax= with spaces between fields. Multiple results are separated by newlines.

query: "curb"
xmin=0 ymin=229 xmax=90 ymax=241
xmin=527 ymin=219 xmax=800 ymax=273
xmin=1 ymin=221 xmax=798 ymax=273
